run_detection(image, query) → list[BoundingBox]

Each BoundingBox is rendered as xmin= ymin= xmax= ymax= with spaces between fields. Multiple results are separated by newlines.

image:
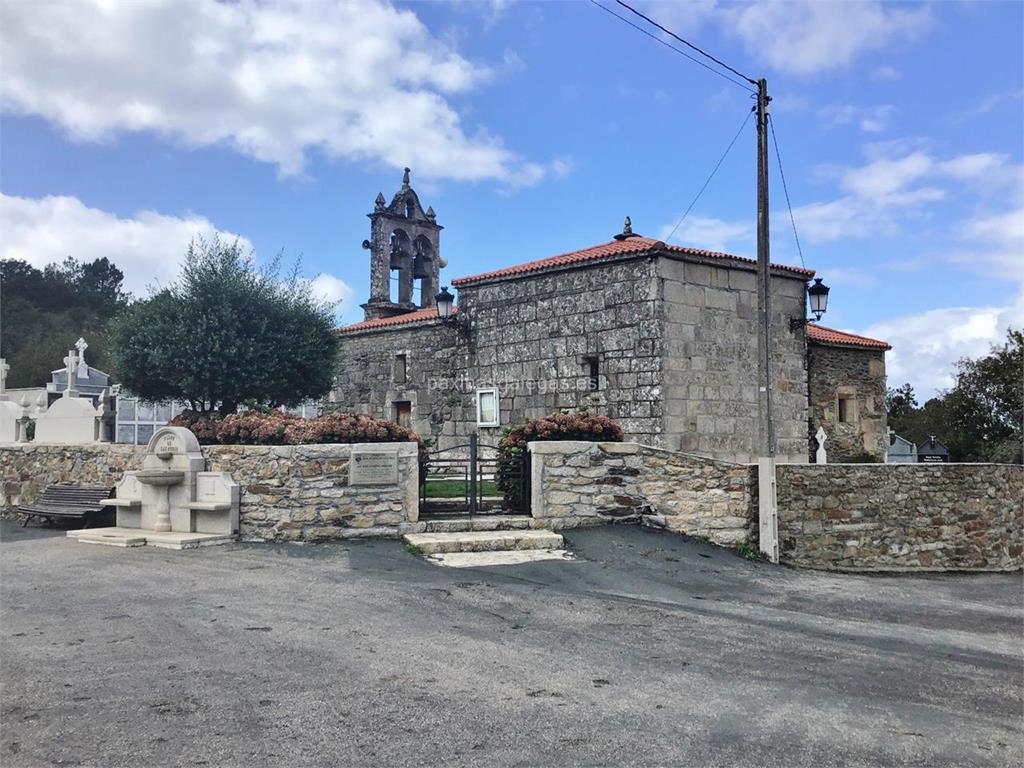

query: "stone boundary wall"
xmin=777 ymin=463 xmax=1024 ymax=571
xmin=0 ymin=442 xmax=420 ymax=542
xmin=529 ymin=441 xmax=756 ymax=545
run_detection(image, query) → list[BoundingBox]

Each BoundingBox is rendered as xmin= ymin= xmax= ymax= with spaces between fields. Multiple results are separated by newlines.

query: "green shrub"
xmin=496 ymin=410 xmax=625 ymax=508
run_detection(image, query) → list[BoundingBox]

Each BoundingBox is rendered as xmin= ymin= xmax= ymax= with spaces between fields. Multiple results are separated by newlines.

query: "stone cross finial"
xmin=0 ymin=358 xmax=8 ymax=395
xmin=63 ymin=350 xmax=78 ymax=393
xmin=75 ymin=337 xmax=89 ymax=378
xmin=814 ymin=426 xmax=827 ymax=464
xmin=402 ymin=167 xmax=411 ymax=189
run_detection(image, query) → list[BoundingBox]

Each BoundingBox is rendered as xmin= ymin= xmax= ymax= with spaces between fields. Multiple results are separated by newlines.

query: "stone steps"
xmin=403 ymin=529 xmax=563 ymax=555
xmin=422 ymin=515 xmax=532 ymax=533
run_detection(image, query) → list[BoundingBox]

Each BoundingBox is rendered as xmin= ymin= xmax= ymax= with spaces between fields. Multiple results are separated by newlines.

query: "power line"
xmin=767 ymin=114 xmax=805 ymax=269
xmin=588 ymin=1 xmax=754 ymax=92
xmin=613 ymin=0 xmax=758 ymax=86
xmin=665 ymin=109 xmax=753 ymax=243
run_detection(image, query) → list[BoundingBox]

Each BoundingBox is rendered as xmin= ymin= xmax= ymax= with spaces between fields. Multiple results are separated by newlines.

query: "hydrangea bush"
xmin=169 ymin=410 xmax=424 ymax=460
xmin=496 ymin=410 xmax=624 ymax=507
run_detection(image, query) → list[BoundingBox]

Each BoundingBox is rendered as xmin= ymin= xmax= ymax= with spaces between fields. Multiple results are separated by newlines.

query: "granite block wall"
xmin=777 ymin=463 xmax=1023 ymax=570
xmin=658 ymin=258 xmax=810 ymax=463
xmin=0 ymin=442 xmax=420 ymax=543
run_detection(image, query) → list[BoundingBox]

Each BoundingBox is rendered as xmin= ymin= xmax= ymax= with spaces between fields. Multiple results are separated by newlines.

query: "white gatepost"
xmin=758 ymin=456 xmax=779 ymax=564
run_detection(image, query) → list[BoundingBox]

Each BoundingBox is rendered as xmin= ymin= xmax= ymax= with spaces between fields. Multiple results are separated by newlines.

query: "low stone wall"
xmin=0 ymin=442 xmax=420 ymax=542
xmin=529 ymin=441 xmax=756 ymax=545
xmin=777 ymin=463 xmax=1024 ymax=571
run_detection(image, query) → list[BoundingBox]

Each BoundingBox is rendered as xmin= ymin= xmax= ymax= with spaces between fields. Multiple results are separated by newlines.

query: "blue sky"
xmin=1 ymin=0 xmax=1021 ymax=397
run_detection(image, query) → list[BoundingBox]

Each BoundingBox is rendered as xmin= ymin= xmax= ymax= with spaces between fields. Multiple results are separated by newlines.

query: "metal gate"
xmin=419 ymin=433 xmax=530 ymax=516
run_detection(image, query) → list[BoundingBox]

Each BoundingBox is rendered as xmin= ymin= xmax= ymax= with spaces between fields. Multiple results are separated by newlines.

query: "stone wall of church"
xmin=330 ymin=322 xmax=464 ymax=447
xmin=808 ymin=344 xmax=887 ymax=462
xmin=659 ymin=258 xmax=810 ymax=463
xmin=454 ymin=257 xmax=665 ymax=447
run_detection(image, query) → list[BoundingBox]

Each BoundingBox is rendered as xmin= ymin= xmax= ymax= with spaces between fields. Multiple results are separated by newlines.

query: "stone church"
xmin=331 ymin=170 xmax=890 ymax=463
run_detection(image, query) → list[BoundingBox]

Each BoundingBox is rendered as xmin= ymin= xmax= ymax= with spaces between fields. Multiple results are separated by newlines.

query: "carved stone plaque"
xmin=349 ymin=448 xmax=399 ymax=486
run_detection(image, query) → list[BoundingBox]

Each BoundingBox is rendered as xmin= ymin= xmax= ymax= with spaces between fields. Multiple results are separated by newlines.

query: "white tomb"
xmin=68 ymin=426 xmax=240 ymax=549
xmin=0 ymin=358 xmax=24 ymax=443
xmin=33 ymin=349 xmax=106 ymax=444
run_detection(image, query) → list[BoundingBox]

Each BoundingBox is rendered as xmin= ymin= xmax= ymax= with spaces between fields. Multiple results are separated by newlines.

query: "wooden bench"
xmin=17 ymin=485 xmax=115 ymax=528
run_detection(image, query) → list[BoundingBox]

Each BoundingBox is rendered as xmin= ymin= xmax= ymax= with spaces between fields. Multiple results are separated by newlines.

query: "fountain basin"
xmin=136 ymin=469 xmax=185 ymax=487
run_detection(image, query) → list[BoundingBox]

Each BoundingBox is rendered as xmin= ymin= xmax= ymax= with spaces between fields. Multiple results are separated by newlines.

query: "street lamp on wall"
xmin=435 ymin=286 xmax=470 ymax=335
xmin=790 ymin=277 xmax=830 ymax=331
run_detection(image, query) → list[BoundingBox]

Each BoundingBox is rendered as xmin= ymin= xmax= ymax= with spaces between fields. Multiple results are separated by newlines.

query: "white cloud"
xmin=0 ymin=194 xmax=353 ymax=313
xmin=640 ymin=1 xmax=929 ymax=77
xmin=308 ymin=274 xmax=357 ymax=319
xmin=862 ymin=289 xmax=1024 ymax=399
xmin=658 ymin=215 xmax=753 ymax=254
xmin=726 ymin=1 xmax=930 ymax=76
xmin=0 ymin=193 xmax=251 ymax=295
xmin=818 ymin=104 xmax=894 ymax=133
xmin=872 ymin=65 xmax=902 ymax=81
xmin=0 ymin=0 xmax=553 ymax=185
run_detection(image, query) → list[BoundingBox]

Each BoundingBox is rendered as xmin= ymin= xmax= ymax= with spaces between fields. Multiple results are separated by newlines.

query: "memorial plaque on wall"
xmin=349 ymin=448 xmax=399 ymax=485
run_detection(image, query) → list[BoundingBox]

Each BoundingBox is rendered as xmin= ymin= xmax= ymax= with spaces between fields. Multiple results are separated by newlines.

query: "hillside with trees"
xmin=0 ymin=257 xmax=129 ymax=388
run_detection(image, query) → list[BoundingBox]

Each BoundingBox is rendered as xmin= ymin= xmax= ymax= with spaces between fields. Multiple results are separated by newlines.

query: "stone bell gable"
xmin=362 ymin=168 xmax=444 ymax=321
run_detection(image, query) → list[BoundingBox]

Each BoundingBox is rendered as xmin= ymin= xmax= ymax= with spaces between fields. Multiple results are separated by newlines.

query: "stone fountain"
xmin=68 ymin=426 xmax=239 ymax=549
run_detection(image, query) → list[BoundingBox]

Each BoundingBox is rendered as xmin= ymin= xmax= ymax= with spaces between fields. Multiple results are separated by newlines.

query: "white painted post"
xmin=0 ymin=358 xmax=8 ymax=396
xmin=758 ymin=456 xmax=779 ymax=563
xmin=815 ymin=427 xmax=827 ymax=465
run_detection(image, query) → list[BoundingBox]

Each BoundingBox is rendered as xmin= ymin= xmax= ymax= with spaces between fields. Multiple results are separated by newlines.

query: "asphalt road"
xmin=1 ymin=519 xmax=1021 ymax=767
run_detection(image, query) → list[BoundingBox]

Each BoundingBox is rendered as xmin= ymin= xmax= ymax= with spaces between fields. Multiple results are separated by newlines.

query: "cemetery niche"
xmin=67 ymin=426 xmax=240 ymax=550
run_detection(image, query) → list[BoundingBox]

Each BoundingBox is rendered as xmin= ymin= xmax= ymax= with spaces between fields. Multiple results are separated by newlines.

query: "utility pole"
xmin=755 ymin=78 xmax=779 ymax=563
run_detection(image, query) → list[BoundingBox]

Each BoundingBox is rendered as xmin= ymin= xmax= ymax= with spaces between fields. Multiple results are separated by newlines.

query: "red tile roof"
xmin=451 ymin=235 xmax=814 ymax=286
xmin=807 ymin=324 xmax=891 ymax=350
xmin=339 ymin=306 xmax=455 ymax=333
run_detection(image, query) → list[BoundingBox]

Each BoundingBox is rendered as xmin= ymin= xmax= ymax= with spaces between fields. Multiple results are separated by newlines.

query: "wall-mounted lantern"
xmin=791 ymin=277 xmax=830 ymax=331
xmin=435 ymin=286 xmax=470 ymax=335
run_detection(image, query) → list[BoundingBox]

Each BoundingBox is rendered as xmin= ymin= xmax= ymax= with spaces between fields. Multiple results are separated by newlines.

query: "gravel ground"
xmin=1 ymin=519 xmax=1021 ymax=767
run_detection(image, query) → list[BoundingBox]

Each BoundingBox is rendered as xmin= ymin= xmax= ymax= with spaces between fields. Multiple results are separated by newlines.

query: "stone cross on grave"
xmin=0 ymin=358 xmax=8 ymax=396
xmin=74 ymin=337 xmax=89 ymax=378
xmin=63 ymin=350 xmax=78 ymax=394
xmin=814 ymin=427 xmax=828 ymax=465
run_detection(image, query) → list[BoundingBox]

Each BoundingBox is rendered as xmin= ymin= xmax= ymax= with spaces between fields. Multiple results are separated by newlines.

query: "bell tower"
xmin=361 ymin=168 xmax=444 ymax=321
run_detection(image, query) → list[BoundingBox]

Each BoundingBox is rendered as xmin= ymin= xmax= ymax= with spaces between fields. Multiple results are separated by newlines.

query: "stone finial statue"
xmin=401 ymin=167 xmax=411 ymax=189
xmin=615 ymin=216 xmax=635 ymax=241
xmin=426 ymin=206 xmax=436 ymax=221
xmin=374 ymin=192 xmax=386 ymax=211
xmin=814 ymin=427 xmax=827 ymax=464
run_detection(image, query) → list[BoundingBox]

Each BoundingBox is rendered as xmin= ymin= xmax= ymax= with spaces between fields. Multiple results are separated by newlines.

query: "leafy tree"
xmin=110 ymin=237 xmax=339 ymax=413
xmin=885 ymin=382 xmax=918 ymax=432
xmin=0 ymin=257 xmax=128 ymax=387
xmin=886 ymin=329 xmax=1022 ymax=463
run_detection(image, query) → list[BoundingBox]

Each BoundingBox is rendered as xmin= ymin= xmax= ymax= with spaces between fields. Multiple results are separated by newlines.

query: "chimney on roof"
xmin=613 ymin=216 xmax=635 ymax=241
